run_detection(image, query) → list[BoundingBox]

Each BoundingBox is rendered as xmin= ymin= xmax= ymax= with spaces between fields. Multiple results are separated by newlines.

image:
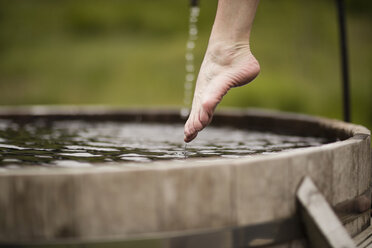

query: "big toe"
xmin=198 ymin=103 xmax=212 ymax=127
xmin=184 ymin=131 xmax=197 ymax=143
xmin=184 ymin=106 xmax=213 ymax=143
xmin=184 ymin=115 xmax=197 ymax=142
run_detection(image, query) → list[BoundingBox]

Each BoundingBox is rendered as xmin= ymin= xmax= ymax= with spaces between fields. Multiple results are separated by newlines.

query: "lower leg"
xmin=184 ymin=0 xmax=260 ymax=142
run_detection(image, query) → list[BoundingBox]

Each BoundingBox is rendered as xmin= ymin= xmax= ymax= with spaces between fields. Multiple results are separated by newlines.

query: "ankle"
xmin=208 ymin=33 xmax=250 ymax=48
xmin=209 ymin=22 xmax=252 ymax=46
xmin=205 ymin=41 xmax=252 ymax=65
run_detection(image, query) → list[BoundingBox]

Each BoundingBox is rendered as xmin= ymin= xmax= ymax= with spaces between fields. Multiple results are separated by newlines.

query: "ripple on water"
xmin=0 ymin=120 xmax=331 ymax=169
xmin=65 ymin=145 xmax=119 ymax=152
xmin=0 ymin=144 xmax=28 ymax=150
xmin=58 ymin=153 xmax=102 ymax=157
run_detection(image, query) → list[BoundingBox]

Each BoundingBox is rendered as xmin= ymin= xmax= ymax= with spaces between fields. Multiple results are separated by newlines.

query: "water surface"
xmin=0 ymin=119 xmax=330 ymax=169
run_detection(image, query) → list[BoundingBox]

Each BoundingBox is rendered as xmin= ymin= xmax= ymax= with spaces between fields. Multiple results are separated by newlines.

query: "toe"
xmin=192 ymin=113 xmax=204 ymax=132
xmin=184 ymin=131 xmax=197 ymax=143
xmin=184 ymin=109 xmax=205 ymax=143
xmin=199 ymin=105 xmax=211 ymax=126
xmin=184 ymin=116 xmax=195 ymax=136
xmin=184 ymin=114 xmax=198 ymax=142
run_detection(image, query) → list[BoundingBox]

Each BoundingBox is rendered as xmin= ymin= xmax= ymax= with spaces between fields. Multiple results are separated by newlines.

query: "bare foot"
xmin=184 ymin=42 xmax=260 ymax=142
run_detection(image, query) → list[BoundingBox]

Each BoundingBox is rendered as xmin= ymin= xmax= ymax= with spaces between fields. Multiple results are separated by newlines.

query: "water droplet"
xmin=180 ymin=108 xmax=190 ymax=118
xmin=184 ymin=82 xmax=193 ymax=90
xmin=189 ymin=27 xmax=198 ymax=36
xmin=183 ymin=6 xmax=200 ymax=111
xmin=185 ymin=53 xmax=194 ymax=61
xmin=190 ymin=17 xmax=198 ymax=23
xmin=186 ymin=64 xmax=194 ymax=72
xmin=187 ymin=41 xmax=195 ymax=49
xmin=186 ymin=73 xmax=194 ymax=82
xmin=183 ymin=143 xmax=188 ymax=159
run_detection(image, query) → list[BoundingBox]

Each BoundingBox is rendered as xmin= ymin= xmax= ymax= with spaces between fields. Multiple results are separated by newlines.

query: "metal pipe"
xmin=336 ymin=0 xmax=351 ymax=122
xmin=190 ymin=0 xmax=198 ymax=7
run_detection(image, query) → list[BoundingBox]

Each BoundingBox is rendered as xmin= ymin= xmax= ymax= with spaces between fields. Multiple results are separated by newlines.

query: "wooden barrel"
xmin=0 ymin=106 xmax=370 ymax=247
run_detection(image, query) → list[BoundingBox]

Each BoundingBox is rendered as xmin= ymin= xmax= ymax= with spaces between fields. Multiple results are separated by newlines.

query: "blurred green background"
xmin=0 ymin=0 xmax=371 ymax=130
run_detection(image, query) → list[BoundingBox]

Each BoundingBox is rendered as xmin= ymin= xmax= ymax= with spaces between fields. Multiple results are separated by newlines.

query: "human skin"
xmin=184 ymin=0 xmax=260 ymax=142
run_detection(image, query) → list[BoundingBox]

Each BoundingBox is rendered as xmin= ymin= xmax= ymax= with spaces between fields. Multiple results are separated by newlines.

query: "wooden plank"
xmin=297 ymin=177 xmax=356 ymax=248
xmin=354 ymin=219 xmax=372 ymax=248
xmin=357 ymin=236 xmax=372 ymax=248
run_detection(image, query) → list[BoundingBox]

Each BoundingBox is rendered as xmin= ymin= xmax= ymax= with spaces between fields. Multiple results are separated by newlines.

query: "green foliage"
xmin=0 ymin=0 xmax=371 ymax=131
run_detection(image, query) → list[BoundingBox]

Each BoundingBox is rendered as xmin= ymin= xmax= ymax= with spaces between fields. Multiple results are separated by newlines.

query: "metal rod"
xmin=190 ymin=0 xmax=198 ymax=7
xmin=336 ymin=0 xmax=351 ymax=122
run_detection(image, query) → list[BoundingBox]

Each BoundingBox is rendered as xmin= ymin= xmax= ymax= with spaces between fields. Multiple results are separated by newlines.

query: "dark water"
xmin=0 ymin=119 xmax=330 ymax=169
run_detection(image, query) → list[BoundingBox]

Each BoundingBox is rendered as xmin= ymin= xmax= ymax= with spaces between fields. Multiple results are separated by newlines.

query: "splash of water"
xmin=180 ymin=5 xmax=200 ymax=119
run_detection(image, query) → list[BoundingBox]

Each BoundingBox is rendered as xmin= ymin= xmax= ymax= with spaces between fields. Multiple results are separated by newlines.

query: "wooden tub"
xmin=0 ymin=106 xmax=370 ymax=247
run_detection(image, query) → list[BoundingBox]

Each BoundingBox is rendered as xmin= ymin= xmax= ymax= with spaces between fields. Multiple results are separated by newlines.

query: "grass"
xmin=0 ymin=0 xmax=371 ymax=131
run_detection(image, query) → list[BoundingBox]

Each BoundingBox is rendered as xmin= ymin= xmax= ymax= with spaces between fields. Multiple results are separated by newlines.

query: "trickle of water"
xmin=181 ymin=5 xmax=200 ymax=119
xmin=183 ymin=143 xmax=188 ymax=159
